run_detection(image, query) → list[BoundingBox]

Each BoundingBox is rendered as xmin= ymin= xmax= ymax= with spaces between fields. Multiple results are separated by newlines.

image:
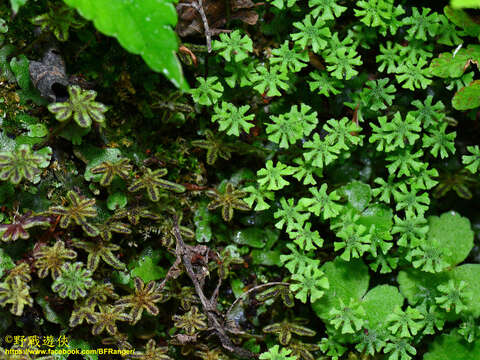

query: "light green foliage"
xmin=386 ymin=306 xmax=425 ymax=338
xmin=309 ymin=0 xmax=347 ymax=20
xmin=422 ymin=123 xmax=456 ymax=159
xmin=212 ymin=102 xmax=254 ymax=136
xmin=429 ymin=46 xmax=480 ymax=79
xmin=48 ymin=85 xmax=108 ymax=128
xmin=308 ymin=70 xmax=344 ymax=96
xmin=325 ymin=47 xmax=362 ymax=80
xmin=452 ymin=0 xmax=480 ymax=8
xmin=362 ymin=285 xmax=404 ymax=329
xmin=281 ymin=243 xmax=319 ymax=274
xmin=403 ymin=7 xmax=441 ymax=40
xmin=291 ymin=15 xmax=331 ymax=53
xmin=376 ymin=41 xmax=401 ymax=73
xmin=213 ymin=30 xmax=252 ymax=62
xmin=385 ymin=148 xmax=424 ymax=177
xmin=323 ymin=117 xmax=362 ymax=150
xmin=424 ymin=332 xmax=480 ymax=360
xmin=243 ymin=185 xmax=274 ymax=211
xmin=257 ymin=160 xmax=294 ymax=191
xmin=250 ymin=65 xmax=289 ymax=97
xmin=395 ymin=183 xmax=430 ymax=215
xmin=354 ymin=0 xmax=394 ymax=27
xmin=290 ymin=265 xmax=329 ymax=303
xmin=370 ymin=112 xmax=421 ymax=152
xmin=410 ymin=96 xmax=445 ymax=129
xmin=10 ymin=55 xmax=45 ymax=105
xmin=303 ymin=133 xmax=340 ymax=169
xmin=63 ymin=0 xmax=186 ymax=90
xmin=395 ymin=58 xmax=432 ymax=90
xmin=268 ymin=0 xmax=298 ymax=9
xmin=319 ymin=337 xmax=347 ymax=360
xmin=426 ymin=212 xmax=474 ymax=267
xmin=329 ymin=298 xmax=366 ymax=334
xmin=287 ymin=222 xmax=323 ymax=250
xmin=463 ymin=146 xmax=480 ymax=173
xmin=334 ymin=224 xmax=371 ymax=261
xmin=189 ymin=76 xmax=224 ymax=106
xmin=266 ymin=111 xmax=303 ymax=149
xmin=435 ymin=280 xmax=470 ymax=314
xmin=259 ymin=345 xmax=296 ymax=360
xmin=274 ymin=197 xmax=309 ymax=232
xmin=271 ymin=41 xmax=309 ymax=73
xmin=312 ymin=259 xmax=369 ymax=319
xmin=361 ymin=78 xmax=396 ymax=111
xmin=383 ymin=338 xmax=417 ymax=360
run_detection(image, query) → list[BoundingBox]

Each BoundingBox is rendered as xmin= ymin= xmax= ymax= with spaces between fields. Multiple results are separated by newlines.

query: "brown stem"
xmin=171 ymin=216 xmax=255 ymax=359
xmin=177 ymin=1 xmax=212 ymax=52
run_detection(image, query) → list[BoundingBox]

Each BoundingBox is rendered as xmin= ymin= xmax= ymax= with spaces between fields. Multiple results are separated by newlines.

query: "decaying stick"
xmin=169 ymin=215 xmax=256 ymax=359
xmin=177 ymin=0 xmax=212 ymax=52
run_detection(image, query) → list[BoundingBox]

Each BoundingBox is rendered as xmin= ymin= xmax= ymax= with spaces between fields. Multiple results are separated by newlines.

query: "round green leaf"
xmin=129 ymin=248 xmax=166 ymax=285
xmin=81 ymin=146 xmax=123 ymax=182
xmin=0 ymin=248 xmax=14 ymax=278
xmin=427 ymin=211 xmax=474 ymax=267
xmin=26 ymin=123 xmax=48 ymax=138
xmin=340 ymin=181 xmax=372 ymax=212
xmin=424 ymin=331 xmax=480 ymax=360
xmin=251 ymin=250 xmax=282 ymax=266
xmin=398 ymin=268 xmax=449 ymax=306
xmin=312 ymin=258 xmax=370 ymax=319
xmin=452 ymin=80 xmax=480 ymax=110
xmin=106 ymin=192 xmax=127 ymax=211
xmin=451 ymin=264 xmax=480 ymax=317
xmin=194 ymin=202 xmax=213 ymax=243
xmin=357 ymin=203 xmax=393 ymax=232
xmin=232 ymin=228 xmax=266 ymax=248
xmin=362 ymin=285 xmax=403 ymax=328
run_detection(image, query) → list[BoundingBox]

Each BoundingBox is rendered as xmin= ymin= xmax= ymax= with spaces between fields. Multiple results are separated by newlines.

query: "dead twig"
xmin=169 ymin=215 xmax=256 ymax=359
xmin=177 ymin=0 xmax=212 ymax=52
